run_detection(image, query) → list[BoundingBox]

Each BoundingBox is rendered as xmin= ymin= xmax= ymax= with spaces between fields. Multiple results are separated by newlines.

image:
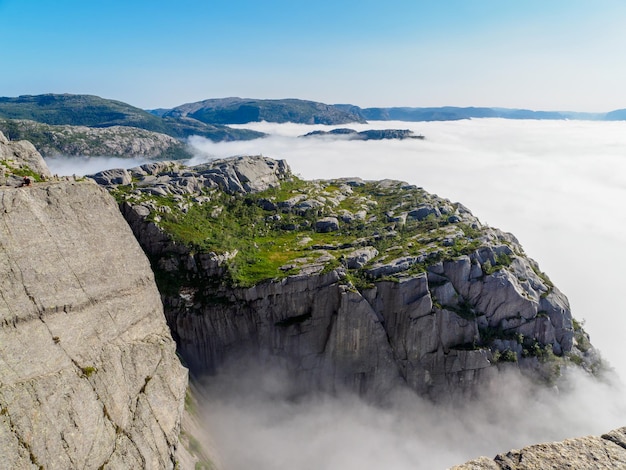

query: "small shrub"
xmin=80 ymin=366 xmax=97 ymax=377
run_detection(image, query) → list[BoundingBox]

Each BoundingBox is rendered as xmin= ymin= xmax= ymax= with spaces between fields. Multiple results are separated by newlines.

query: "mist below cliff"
xmin=186 ymin=119 xmax=626 ymax=466
xmin=196 ymin=358 xmax=625 ymax=469
xmin=45 ymin=118 xmax=626 ymax=466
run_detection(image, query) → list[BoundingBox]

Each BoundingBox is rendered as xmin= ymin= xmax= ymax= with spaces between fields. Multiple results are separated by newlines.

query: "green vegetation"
xmin=170 ymin=97 xmax=365 ymax=125
xmin=572 ymin=318 xmax=592 ymax=353
xmin=184 ymin=387 xmax=196 ymax=415
xmin=80 ymin=366 xmax=97 ymax=378
xmin=482 ymin=252 xmax=513 ymax=275
xmin=0 ymin=159 xmax=41 ymax=181
xmin=194 ymin=462 xmax=214 ymax=470
xmin=112 ymin=175 xmax=503 ymax=288
xmin=493 ymin=349 xmax=518 ymax=363
xmin=179 ymin=430 xmax=215 ymax=470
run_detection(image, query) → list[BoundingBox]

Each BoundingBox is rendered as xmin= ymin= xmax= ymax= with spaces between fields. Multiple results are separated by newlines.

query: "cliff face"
xmin=98 ymin=155 xmax=598 ymax=401
xmin=0 ymin=132 xmax=188 ymax=468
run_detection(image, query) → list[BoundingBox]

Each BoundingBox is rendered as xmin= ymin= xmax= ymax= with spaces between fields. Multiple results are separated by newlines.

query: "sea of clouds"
xmin=187 ymin=118 xmax=626 ymax=382
xmin=47 ymin=118 xmax=626 ymax=468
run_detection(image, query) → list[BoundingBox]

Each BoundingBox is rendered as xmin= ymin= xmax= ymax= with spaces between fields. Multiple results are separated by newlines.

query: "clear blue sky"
xmin=1 ymin=0 xmax=625 ymax=111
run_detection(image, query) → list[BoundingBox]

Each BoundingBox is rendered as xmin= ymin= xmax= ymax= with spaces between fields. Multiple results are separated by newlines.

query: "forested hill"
xmin=161 ymin=97 xmax=367 ymax=125
xmin=3 ymin=94 xmax=626 ymax=140
xmin=158 ymin=97 xmax=621 ymax=124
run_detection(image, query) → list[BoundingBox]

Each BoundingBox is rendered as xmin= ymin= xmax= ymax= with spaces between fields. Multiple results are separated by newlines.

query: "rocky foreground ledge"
xmin=92 ymin=154 xmax=601 ymax=400
xmin=452 ymin=426 xmax=626 ymax=469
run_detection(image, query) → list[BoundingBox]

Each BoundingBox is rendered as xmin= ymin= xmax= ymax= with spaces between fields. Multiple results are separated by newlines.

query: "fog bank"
xmin=45 ymin=155 xmax=150 ymax=176
xmin=198 ymin=359 xmax=625 ymax=469
xmin=187 ymin=119 xmax=626 ymax=466
xmin=188 ymin=119 xmax=626 ymax=383
xmin=43 ymin=119 xmax=626 ymax=466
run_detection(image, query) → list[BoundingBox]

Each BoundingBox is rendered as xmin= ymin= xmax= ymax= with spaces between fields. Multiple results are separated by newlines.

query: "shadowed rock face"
xmin=0 ymin=132 xmax=188 ymax=469
xmin=102 ymin=155 xmax=598 ymax=402
xmin=451 ymin=426 xmax=626 ymax=470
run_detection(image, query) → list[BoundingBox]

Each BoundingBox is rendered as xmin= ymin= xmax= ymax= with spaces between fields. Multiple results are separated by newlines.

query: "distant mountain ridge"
xmin=0 ymin=119 xmax=193 ymax=160
xmin=354 ymin=106 xmax=606 ymax=122
xmin=2 ymin=94 xmax=626 ymax=160
xmin=161 ymin=97 xmax=366 ymax=125
xmin=2 ymin=94 xmax=625 ymax=134
xmin=156 ymin=97 xmax=620 ymax=124
xmin=0 ymin=94 xmax=264 ymax=141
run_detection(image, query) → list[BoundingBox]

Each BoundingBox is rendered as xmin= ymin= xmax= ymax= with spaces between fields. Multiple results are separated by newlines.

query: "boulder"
xmin=89 ymin=168 xmax=132 ymax=186
xmin=408 ymin=204 xmax=441 ymax=221
xmin=315 ymin=216 xmax=340 ymax=233
xmin=0 ymin=131 xmax=52 ymax=181
xmin=345 ymin=247 xmax=379 ymax=269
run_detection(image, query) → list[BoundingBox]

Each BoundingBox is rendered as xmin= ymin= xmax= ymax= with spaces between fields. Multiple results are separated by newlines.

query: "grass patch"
xmin=111 ymin=175 xmax=497 ymax=286
xmin=80 ymin=366 xmax=97 ymax=378
xmin=483 ymin=252 xmax=513 ymax=275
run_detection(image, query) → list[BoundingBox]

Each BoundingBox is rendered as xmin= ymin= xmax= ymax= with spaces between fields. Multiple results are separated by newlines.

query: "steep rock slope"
xmin=0 ymin=132 xmax=188 ymax=469
xmin=95 ymin=156 xmax=598 ymax=401
xmin=0 ymin=119 xmax=193 ymax=160
xmin=451 ymin=426 xmax=626 ymax=469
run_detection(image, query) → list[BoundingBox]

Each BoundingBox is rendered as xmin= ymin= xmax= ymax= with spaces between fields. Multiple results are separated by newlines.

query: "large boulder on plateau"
xmin=315 ymin=216 xmax=340 ymax=233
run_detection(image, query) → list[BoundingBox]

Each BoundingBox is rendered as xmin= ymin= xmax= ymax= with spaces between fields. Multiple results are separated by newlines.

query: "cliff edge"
xmin=95 ymin=155 xmax=600 ymax=401
xmin=0 ymin=132 xmax=188 ymax=469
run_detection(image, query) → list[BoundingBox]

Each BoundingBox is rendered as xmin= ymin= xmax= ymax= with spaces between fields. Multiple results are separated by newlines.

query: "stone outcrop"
xmin=92 ymin=155 xmax=290 ymax=196
xmin=451 ymin=426 xmax=626 ymax=469
xmin=0 ymin=131 xmax=51 ymax=186
xmin=101 ymin=155 xmax=599 ymax=401
xmin=0 ymin=132 xmax=188 ymax=468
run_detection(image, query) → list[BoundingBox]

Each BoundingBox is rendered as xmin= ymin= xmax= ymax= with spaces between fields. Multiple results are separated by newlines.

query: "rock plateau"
xmin=95 ymin=155 xmax=599 ymax=401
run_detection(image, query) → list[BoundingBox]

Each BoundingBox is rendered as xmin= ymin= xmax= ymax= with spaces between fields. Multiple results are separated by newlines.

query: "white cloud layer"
xmin=188 ymin=119 xmax=626 ymax=383
xmin=199 ymin=359 xmax=625 ymax=470
xmin=46 ymin=119 xmax=626 ymax=466
xmin=45 ymin=155 xmax=150 ymax=177
xmin=186 ymin=119 xmax=626 ymax=466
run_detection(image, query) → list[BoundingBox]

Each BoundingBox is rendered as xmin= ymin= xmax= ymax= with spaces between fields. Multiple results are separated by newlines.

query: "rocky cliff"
xmin=452 ymin=426 xmax=626 ymax=469
xmin=0 ymin=119 xmax=192 ymax=160
xmin=95 ymin=155 xmax=599 ymax=401
xmin=0 ymin=132 xmax=188 ymax=468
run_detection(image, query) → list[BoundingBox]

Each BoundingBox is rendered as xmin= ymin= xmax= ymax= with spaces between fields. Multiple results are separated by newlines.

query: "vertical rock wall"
xmin=0 ymin=181 xmax=188 ymax=469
